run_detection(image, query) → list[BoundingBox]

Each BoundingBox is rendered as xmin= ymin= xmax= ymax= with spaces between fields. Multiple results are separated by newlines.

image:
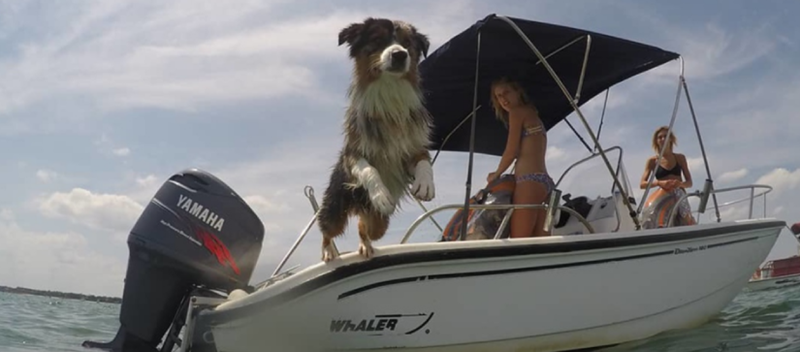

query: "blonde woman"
xmin=639 ymin=126 xmax=696 ymax=227
xmin=486 ymin=77 xmax=553 ymax=238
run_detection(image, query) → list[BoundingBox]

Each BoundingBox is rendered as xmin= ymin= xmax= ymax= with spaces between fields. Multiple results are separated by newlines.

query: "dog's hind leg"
xmin=318 ymin=204 xmax=348 ymax=262
xmin=351 ymin=158 xmax=396 ymax=216
xmin=357 ymin=211 xmax=390 ymax=259
xmin=318 ymin=167 xmax=352 ymax=262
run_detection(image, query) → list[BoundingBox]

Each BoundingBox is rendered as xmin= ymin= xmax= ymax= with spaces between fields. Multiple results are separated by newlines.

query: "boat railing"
xmin=666 ymin=184 xmax=773 ymax=228
xmin=270 ymin=182 xmax=772 ymax=278
xmin=555 ymin=146 xmax=625 ymax=193
xmin=270 ymin=185 xmax=597 ymax=278
xmin=399 ymin=201 xmax=597 ymax=244
xmin=270 ymin=185 xmax=332 ymax=278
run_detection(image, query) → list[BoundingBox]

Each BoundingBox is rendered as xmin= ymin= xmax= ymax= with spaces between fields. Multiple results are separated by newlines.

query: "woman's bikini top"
xmin=522 ymin=123 xmax=545 ymax=137
xmin=655 ymin=160 xmax=682 ymax=180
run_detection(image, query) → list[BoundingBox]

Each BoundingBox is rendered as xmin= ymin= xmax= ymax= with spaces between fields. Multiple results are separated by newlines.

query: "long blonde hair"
xmin=651 ymin=126 xmax=677 ymax=153
xmin=490 ymin=77 xmax=536 ymax=127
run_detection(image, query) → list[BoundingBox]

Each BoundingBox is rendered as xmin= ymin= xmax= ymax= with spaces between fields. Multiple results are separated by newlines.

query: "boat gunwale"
xmin=200 ymin=219 xmax=784 ymax=324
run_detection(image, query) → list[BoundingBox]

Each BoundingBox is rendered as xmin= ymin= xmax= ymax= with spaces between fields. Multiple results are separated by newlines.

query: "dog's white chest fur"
xmin=351 ymin=76 xmax=431 ymax=158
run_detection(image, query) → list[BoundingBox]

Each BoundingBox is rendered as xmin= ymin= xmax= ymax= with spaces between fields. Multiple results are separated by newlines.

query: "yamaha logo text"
xmin=177 ymin=194 xmax=225 ymax=232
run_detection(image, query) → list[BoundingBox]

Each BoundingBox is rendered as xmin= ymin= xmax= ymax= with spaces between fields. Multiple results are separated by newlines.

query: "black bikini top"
xmin=655 ymin=161 xmax=682 ymax=180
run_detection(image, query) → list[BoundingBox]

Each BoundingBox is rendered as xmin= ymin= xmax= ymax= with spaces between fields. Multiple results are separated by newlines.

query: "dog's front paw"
xmin=322 ymin=243 xmax=338 ymax=262
xmin=358 ymin=240 xmax=375 ymax=259
xmin=411 ymin=160 xmax=435 ymax=201
xmin=372 ymin=188 xmax=396 ymax=215
xmin=411 ymin=177 xmax=435 ymax=201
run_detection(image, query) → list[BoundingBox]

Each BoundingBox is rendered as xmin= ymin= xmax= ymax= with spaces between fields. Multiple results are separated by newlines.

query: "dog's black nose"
xmin=392 ymin=51 xmax=408 ymax=61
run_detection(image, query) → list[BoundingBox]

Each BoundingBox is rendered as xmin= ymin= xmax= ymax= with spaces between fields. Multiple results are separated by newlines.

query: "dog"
xmin=317 ymin=18 xmax=435 ymax=262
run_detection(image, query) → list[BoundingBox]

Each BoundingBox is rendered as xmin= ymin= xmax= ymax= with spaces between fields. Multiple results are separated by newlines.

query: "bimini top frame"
xmin=418 ymin=14 xmax=721 ymax=235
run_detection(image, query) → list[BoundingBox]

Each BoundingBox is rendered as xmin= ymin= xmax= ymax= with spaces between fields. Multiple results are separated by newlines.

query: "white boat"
xmin=748 ymin=272 xmax=800 ymax=292
xmin=82 ymin=14 xmax=784 ymax=352
xmin=746 ymin=225 xmax=800 ymax=292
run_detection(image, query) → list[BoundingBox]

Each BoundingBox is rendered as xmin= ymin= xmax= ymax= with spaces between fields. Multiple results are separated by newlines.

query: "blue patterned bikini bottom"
xmin=515 ymin=172 xmax=555 ymax=196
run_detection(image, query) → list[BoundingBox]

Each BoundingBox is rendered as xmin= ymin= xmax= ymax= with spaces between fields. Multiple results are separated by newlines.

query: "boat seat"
xmin=555 ymin=193 xmax=592 ymax=229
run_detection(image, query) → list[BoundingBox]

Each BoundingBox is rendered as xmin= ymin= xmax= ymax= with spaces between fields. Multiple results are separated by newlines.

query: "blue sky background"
xmin=0 ymin=0 xmax=798 ymax=296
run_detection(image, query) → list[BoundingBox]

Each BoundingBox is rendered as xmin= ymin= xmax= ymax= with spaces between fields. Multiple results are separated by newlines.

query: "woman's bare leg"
xmin=510 ymin=181 xmax=547 ymax=238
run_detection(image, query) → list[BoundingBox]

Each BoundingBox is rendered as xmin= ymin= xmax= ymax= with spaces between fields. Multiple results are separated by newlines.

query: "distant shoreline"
xmin=0 ymin=285 xmax=122 ymax=304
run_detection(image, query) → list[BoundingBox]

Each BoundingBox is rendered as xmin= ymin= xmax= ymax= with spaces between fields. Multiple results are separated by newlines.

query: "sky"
xmin=0 ymin=0 xmax=798 ymax=297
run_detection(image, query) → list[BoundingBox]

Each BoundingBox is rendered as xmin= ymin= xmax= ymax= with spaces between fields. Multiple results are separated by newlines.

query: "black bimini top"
xmin=419 ymin=14 xmax=681 ymax=157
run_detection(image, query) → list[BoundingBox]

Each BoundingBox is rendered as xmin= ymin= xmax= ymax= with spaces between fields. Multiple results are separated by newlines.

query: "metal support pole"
xmin=543 ymin=189 xmax=563 ymax=234
xmin=574 ymin=35 xmax=592 ymax=103
xmin=459 ymin=29 xmax=482 ymax=241
xmin=698 ymin=179 xmax=712 ymax=213
xmin=272 ymin=186 xmax=336 ymax=277
xmin=414 ymin=198 xmax=443 ymax=233
xmin=681 ymin=77 xmax=721 ymax=222
xmin=638 ymin=57 xmax=684 ymax=217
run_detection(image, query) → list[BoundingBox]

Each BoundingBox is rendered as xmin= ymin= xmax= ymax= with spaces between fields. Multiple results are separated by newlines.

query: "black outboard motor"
xmin=83 ymin=169 xmax=265 ymax=352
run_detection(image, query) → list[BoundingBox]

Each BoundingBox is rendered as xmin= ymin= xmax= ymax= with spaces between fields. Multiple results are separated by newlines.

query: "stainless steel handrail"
xmin=555 ymin=146 xmax=623 ymax=188
xmin=666 ymin=184 xmax=773 ymax=227
xmin=400 ymin=203 xmax=596 ymax=244
xmin=271 ymin=186 xmax=333 ymax=277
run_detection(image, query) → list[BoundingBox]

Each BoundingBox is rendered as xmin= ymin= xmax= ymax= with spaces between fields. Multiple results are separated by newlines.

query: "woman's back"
xmin=514 ymin=107 xmax=548 ymax=175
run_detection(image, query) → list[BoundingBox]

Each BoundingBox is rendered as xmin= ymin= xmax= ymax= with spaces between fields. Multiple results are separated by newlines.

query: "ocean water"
xmin=1 ymin=285 xmax=799 ymax=352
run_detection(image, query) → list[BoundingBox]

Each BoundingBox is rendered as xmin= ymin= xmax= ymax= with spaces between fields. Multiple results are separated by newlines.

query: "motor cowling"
xmin=83 ymin=168 xmax=265 ymax=352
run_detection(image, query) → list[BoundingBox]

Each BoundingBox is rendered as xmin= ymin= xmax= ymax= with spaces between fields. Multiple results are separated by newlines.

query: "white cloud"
xmin=0 ymin=0 xmax=309 ymax=115
xmin=685 ymin=156 xmax=705 ymax=173
xmin=756 ymin=168 xmax=800 ymax=194
xmin=244 ymin=195 xmax=291 ymax=215
xmin=136 ymin=174 xmax=159 ymax=188
xmin=0 ymin=208 xmax=14 ymax=221
xmin=112 ymin=147 xmax=130 ymax=157
xmin=546 ymin=146 xmax=568 ymax=161
xmin=93 ymin=133 xmax=133 ymax=157
xmin=677 ymin=23 xmax=777 ymax=80
xmin=117 ymin=173 xmax=163 ymax=205
xmin=36 ymin=169 xmax=58 ymax=182
xmin=37 ymin=188 xmax=144 ymax=235
xmin=617 ymin=6 xmax=779 ymax=83
xmin=0 ymin=210 xmax=126 ymax=296
xmin=718 ymin=168 xmax=748 ymax=183
xmin=0 ymin=0 xmax=479 ymax=118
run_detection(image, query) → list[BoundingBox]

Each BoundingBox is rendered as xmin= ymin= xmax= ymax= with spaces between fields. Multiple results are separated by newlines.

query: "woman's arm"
xmin=677 ymin=153 xmax=693 ymax=189
xmin=639 ymin=157 xmax=661 ymax=189
xmin=494 ymin=114 xmax=523 ymax=175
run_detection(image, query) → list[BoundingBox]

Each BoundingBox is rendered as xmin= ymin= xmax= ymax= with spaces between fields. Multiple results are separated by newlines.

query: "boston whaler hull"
xmin=196 ymin=220 xmax=782 ymax=352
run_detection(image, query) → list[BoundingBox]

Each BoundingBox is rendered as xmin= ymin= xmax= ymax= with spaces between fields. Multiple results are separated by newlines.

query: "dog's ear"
xmin=414 ymin=31 xmax=430 ymax=59
xmin=338 ymin=22 xmax=364 ymax=47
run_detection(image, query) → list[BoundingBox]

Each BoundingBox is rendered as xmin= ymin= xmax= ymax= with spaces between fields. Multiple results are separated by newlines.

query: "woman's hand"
xmin=659 ymin=179 xmax=679 ymax=191
xmin=487 ymin=172 xmax=499 ymax=184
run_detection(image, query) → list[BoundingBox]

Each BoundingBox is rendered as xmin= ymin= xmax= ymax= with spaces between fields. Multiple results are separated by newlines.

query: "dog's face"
xmin=338 ymin=18 xmax=430 ymax=76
